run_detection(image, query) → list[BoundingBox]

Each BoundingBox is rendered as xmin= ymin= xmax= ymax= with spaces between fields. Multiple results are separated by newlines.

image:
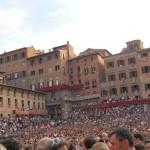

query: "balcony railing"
xmin=118 ymin=65 xmax=125 ymax=70
xmin=73 ymin=94 xmax=100 ymax=101
xmin=15 ymin=109 xmax=48 ymax=115
xmin=36 ymin=84 xmax=83 ymax=92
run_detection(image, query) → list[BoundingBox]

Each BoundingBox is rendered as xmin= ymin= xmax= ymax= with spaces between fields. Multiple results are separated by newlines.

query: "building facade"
xmin=0 ymin=47 xmax=40 ymax=88
xmin=67 ymin=48 xmax=111 ymax=103
xmin=102 ymin=40 xmax=150 ymax=100
xmin=0 ymin=72 xmax=47 ymax=117
xmin=0 ymin=40 xmax=149 ymax=118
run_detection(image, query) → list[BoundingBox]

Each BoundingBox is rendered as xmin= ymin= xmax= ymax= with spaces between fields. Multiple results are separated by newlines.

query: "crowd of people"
xmin=0 ymin=103 xmax=150 ymax=150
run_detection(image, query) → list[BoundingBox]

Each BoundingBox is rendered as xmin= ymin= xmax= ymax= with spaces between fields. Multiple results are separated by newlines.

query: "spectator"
xmin=92 ymin=142 xmax=109 ymax=150
xmin=83 ymin=136 xmax=96 ymax=150
xmin=145 ymin=139 xmax=150 ymax=150
xmin=0 ymin=138 xmax=21 ymax=150
xmin=134 ymin=133 xmax=144 ymax=146
xmin=36 ymin=137 xmax=51 ymax=150
xmin=109 ymin=128 xmax=134 ymax=150
xmin=0 ymin=144 xmax=7 ymax=150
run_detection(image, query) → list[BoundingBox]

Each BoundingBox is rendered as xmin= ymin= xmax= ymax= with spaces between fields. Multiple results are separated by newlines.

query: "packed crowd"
xmin=0 ymin=103 xmax=150 ymax=150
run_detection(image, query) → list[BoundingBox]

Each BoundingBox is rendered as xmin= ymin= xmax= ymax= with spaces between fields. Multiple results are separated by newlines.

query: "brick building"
xmin=103 ymin=40 xmax=150 ymax=100
xmin=0 ymin=72 xmax=47 ymax=117
xmin=0 ymin=40 xmax=149 ymax=118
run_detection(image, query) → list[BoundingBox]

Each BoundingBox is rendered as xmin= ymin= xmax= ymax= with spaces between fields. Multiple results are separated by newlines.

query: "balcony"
xmin=73 ymin=94 xmax=100 ymax=101
xmin=110 ymin=81 xmax=115 ymax=86
xmin=118 ymin=65 xmax=125 ymax=71
xmin=36 ymin=84 xmax=83 ymax=92
xmin=15 ymin=109 xmax=48 ymax=115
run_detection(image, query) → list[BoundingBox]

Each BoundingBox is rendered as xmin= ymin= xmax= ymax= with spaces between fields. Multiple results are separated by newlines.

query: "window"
xmin=84 ymin=68 xmax=89 ymax=75
xmin=131 ymin=85 xmax=139 ymax=92
xmin=54 ymin=53 xmax=58 ymax=59
xmin=33 ymin=102 xmax=36 ymax=109
xmin=56 ymin=80 xmax=59 ymax=85
xmin=78 ymin=80 xmax=82 ymax=84
xmin=21 ymin=100 xmax=24 ymax=108
xmin=21 ymin=71 xmax=26 ymax=78
xmin=13 ymin=54 xmax=18 ymax=60
xmin=120 ymin=86 xmax=128 ymax=94
xmin=5 ymin=74 xmax=11 ymax=81
xmin=30 ymin=60 xmax=35 ymax=66
xmin=108 ymin=74 xmax=116 ymax=81
xmin=27 ymin=101 xmax=30 ymax=108
xmin=39 ymin=82 xmax=44 ymax=88
xmin=39 ymin=69 xmax=44 ymax=74
xmin=117 ymin=59 xmax=125 ymax=66
xmin=119 ymin=72 xmax=126 ymax=80
xmin=47 ymin=80 xmax=53 ymax=87
xmin=142 ymin=66 xmax=150 ymax=73
xmin=77 ymin=66 xmax=80 ymax=72
xmin=0 ymin=97 xmax=3 ymax=106
xmin=55 ymin=65 xmax=60 ymax=71
xmin=141 ymin=53 xmax=148 ymax=58
xmin=38 ymin=102 xmax=40 ymax=109
xmin=101 ymin=90 xmax=107 ymax=97
xmin=69 ymin=68 xmax=73 ymax=74
xmin=91 ymin=66 xmax=96 ymax=73
xmin=0 ymin=58 xmax=3 ymax=64
xmin=38 ymin=58 xmax=43 ymax=63
xmin=21 ymin=52 xmax=25 ymax=58
xmin=42 ymin=103 xmax=44 ymax=109
xmin=14 ymin=99 xmax=18 ymax=107
xmin=129 ymin=70 xmax=137 ymax=78
xmin=14 ymin=72 xmax=18 ymax=79
xmin=31 ymin=70 xmax=35 ymax=76
xmin=110 ymin=88 xmax=117 ymax=95
xmin=85 ymin=80 xmax=90 ymax=89
xmin=92 ymin=80 xmax=97 ymax=88
xmin=0 ymin=87 xmax=3 ymax=94
xmin=107 ymin=61 xmax=114 ymax=68
xmin=128 ymin=57 xmax=136 ymax=64
xmin=47 ymin=55 xmax=52 ymax=60
xmin=31 ymin=84 xmax=36 ymax=90
xmin=8 ymin=98 xmax=11 ymax=107
xmin=6 ymin=56 xmax=11 ymax=63
xmin=145 ymin=84 xmax=150 ymax=91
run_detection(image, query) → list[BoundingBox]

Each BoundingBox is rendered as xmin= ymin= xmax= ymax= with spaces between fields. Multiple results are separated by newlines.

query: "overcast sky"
xmin=0 ymin=0 xmax=150 ymax=55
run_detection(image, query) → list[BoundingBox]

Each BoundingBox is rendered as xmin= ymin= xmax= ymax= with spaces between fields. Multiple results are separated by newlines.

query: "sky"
xmin=0 ymin=0 xmax=150 ymax=55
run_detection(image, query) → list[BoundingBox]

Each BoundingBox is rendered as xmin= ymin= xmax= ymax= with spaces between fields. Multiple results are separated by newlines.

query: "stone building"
xmin=0 ymin=72 xmax=47 ymax=117
xmin=0 ymin=40 xmax=149 ymax=118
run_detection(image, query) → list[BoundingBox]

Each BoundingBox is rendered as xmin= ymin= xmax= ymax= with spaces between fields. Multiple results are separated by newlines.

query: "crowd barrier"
xmin=80 ymin=98 xmax=150 ymax=109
